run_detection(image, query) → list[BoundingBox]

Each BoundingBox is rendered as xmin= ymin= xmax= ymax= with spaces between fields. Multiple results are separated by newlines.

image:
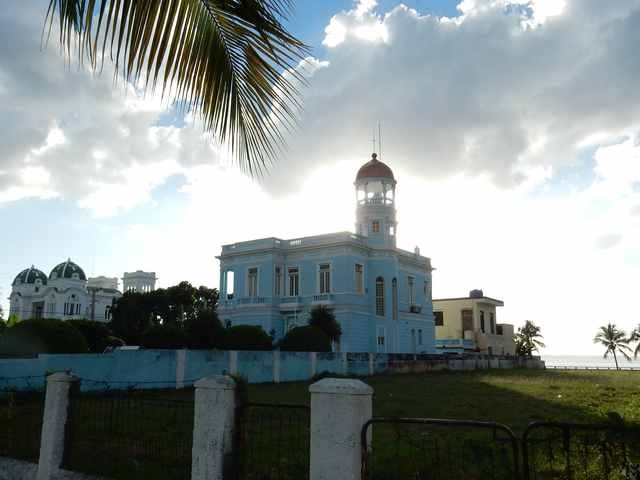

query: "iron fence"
xmin=62 ymin=383 xmax=194 ymax=480
xmin=234 ymin=402 xmax=310 ymax=480
xmin=0 ymin=378 xmax=45 ymax=462
xmin=522 ymin=421 xmax=640 ymax=480
xmin=361 ymin=417 xmax=520 ymax=480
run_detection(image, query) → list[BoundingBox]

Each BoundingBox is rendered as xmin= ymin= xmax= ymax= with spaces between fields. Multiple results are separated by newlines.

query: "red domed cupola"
xmin=355 ymin=153 xmax=395 ymax=182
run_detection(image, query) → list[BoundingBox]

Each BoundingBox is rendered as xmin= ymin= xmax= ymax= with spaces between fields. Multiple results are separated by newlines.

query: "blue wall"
xmin=0 ymin=349 xmax=535 ymax=392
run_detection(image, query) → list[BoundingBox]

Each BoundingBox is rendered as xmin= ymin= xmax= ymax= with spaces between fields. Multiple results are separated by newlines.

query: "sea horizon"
xmin=543 ymin=354 xmax=640 ymax=369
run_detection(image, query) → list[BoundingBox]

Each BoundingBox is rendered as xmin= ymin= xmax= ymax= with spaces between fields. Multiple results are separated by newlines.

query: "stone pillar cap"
xmin=194 ymin=375 xmax=236 ymax=390
xmin=309 ymin=378 xmax=373 ymax=396
xmin=46 ymin=371 xmax=79 ymax=383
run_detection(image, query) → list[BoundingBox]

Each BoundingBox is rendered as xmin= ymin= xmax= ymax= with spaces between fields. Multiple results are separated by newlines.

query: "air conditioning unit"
xmin=410 ymin=305 xmax=421 ymax=313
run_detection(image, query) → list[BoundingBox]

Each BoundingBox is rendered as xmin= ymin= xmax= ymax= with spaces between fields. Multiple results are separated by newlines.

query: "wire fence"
xmin=361 ymin=417 xmax=520 ymax=480
xmin=234 ymin=402 xmax=310 ymax=480
xmin=523 ymin=422 xmax=640 ymax=480
xmin=0 ymin=376 xmax=46 ymax=463
xmin=62 ymin=380 xmax=194 ymax=480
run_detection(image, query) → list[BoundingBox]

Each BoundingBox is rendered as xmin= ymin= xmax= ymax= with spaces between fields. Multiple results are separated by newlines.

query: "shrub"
xmin=0 ymin=319 xmax=89 ymax=356
xmin=140 ymin=324 xmax=188 ymax=349
xmin=186 ymin=309 xmax=225 ymax=349
xmin=100 ymin=335 xmax=126 ymax=351
xmin=278 ymin=326 xmax=332 ymax=352
xmin=309 ymin=305 xmax=342 ymax=342
xmin=66 ymin=320 xmax=113 ymax=353
xmin=222 ymin=325 xmax=272 ymax=351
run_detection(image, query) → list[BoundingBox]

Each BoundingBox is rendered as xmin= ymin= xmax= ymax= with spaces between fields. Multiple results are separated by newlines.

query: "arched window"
xmin=392 ymin=278 xmax=398 ymax=321
xmin=375 ymin=277 xmax=385 ymax=316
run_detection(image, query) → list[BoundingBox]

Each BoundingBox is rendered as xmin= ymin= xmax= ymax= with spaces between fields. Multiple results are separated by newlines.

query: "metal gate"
xmin=522 ymin=421 xmax=640 ymax=480
xmin=361 ymin=417 xmax=520 ymax=480
xmin=362 ymin=418 xmax=640 ymax=480
xmin=234 ymin=402 xmax=310 ymax=480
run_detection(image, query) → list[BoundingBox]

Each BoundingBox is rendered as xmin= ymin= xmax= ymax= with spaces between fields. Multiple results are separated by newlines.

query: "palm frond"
xmin=44 ymin=0 xmax=309 ymax=175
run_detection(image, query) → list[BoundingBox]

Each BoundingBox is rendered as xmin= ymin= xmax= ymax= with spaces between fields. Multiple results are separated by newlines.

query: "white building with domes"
xmin=8 ymin=260 xmax=123 ymax=322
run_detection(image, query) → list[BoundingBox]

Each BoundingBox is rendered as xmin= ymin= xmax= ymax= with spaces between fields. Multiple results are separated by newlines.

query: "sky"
xmin=1 ymin=0 xmax=640 ymax=355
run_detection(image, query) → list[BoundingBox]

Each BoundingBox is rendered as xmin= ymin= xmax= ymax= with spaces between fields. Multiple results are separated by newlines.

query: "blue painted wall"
xmin=0 ymin=348 xmax=530 ymax=392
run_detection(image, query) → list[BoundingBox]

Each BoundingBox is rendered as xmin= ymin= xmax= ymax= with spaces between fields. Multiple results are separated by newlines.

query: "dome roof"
xmin=355 ymin=153 xmax=395 ymax=182
xmin=13 ymin=266 xmax=48 ymax=286
xmin=49 ymin=259 xmax=87 ymax=281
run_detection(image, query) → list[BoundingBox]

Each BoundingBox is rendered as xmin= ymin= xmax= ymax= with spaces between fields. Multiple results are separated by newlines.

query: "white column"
xmin=37 ymin=372 xmax=79 ymax=480
xmin=191 ymin=376 xmax=237 ymax=480
xmin=273 ymin=350 xmax=281 ymax=383
xmin=229 ymin=350 xmax=238 ymax=375
xmin=368 ymin=353 xmax=374 ymax=376
xmin=309 ymin=378 xmax=373 ymax=480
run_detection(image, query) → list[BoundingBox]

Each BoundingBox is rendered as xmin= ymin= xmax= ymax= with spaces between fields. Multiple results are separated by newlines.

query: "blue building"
xmin=217 ymin=154 xmax=435 ymax=353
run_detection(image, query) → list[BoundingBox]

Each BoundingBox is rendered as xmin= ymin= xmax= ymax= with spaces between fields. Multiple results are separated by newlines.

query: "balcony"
xmin=311 ymin=294 xmax=335 ymax=305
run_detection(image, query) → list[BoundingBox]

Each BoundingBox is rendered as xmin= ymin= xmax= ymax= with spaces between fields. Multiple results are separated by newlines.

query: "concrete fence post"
xmin=309 ymin=378 xmax=373 ymax=480
xmin=191 ymin=375 xmax=237 ymax=480
xmin=36 ymin=372 xmax=79 ymax=480
xmin=368 ymin=353 xmax=374 ymax=376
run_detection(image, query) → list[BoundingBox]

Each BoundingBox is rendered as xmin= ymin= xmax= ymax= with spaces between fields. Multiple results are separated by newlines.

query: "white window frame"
xmin=274 ymin=265 xmax=282 ymax=296
xmin=318 ymin=262 xmax=331 ymax=294
xmin=287 ymin=266 xmax=300 ymax=297
xmin=407 ymin=276 xmax=415 ymax=305
xmin=376 ymin=326 xmax=386 ymax=353
xmin=247 ymin=266 xmax=259 ymax=297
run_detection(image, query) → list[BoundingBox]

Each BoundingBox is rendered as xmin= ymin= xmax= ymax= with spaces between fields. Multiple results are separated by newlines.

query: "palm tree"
xmin=630 ymin=324 xmax=640 ymax=359
xmin=44 ymin=0 xmax=308 ymax=175
xmin=593 ymin=324 xmax=632 ymax=370
xmin=514 ymin=320 xmax=545 ymax=357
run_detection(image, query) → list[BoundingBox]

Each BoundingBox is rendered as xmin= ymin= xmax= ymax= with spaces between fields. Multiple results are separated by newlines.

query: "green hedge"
xmin=0 ymin=319 xmax=89 ymax=356
xmin=222 ymin=325 xmax=272 ymax=351
xmin=66 ymin=320 xmax=113 ymax=353
xmin=278 ymin=326 xmax=331 ymax=352
xmin=186 ymin=310 xmax=225 ymax=349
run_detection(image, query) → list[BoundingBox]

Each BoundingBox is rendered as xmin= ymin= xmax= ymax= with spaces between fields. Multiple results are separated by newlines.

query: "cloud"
xmin=0 ymin=2 xmax=220 ymax=215
xmin=263 ymin=0 xmax=640 ymax=195
xmin=595 ymin=234 xmax=622 ymax=249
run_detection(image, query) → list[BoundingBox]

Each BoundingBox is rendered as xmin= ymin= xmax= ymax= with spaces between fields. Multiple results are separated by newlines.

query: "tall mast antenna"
xmin=371 ymin=128 xmax=377 ymax=154
xmin=378 ymin=121 xmax=383 ymax=160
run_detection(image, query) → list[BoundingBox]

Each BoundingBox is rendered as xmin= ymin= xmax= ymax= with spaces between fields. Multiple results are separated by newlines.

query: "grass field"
xmin=2 ymin=369 xmax=640 ymax=479
xmin=249 ymin=369 xmax=640 ymax=433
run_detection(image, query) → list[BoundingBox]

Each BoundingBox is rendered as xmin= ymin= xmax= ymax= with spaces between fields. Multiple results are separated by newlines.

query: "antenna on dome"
xmin=371 ymin=128 xmax=377 ymax=154
xmin=378 ymin=121 xmax=383 ymax=160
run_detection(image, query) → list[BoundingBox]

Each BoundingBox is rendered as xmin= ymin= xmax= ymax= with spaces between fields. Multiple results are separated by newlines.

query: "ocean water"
xmin=543 ymin=355 xmax=640 ymax=369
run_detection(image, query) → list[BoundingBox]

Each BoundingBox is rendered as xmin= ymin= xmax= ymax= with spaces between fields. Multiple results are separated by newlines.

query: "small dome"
xmin=13 ymin=266 xmax=48 ymax=286
xmin=49 ymin=259 xmax=87 ymax=281
xmin=355 ymin=153 xmax=395 ymax=182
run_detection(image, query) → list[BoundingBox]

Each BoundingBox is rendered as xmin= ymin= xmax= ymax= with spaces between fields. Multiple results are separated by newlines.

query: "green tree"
xmin=279 ymin=326 xmax=331 ymax=352
xmin=308 ymin=305 xmax=342 ymax=343
xmin=45 ymin=0 xmax=308 ymax=175
xmin=593 ymin=324 xmax=632 ymax=370
xmin=186 ymin=308 xmax=225 ymax=349
xmin=514 ymin=320 xmax=545 ymax=357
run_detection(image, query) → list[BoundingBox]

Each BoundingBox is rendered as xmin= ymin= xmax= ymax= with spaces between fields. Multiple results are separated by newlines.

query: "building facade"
xmin=433 ymin=289 xmax=516 ymax=355
xmin=122 ymin=270 xmax=157 ymax=293
xmin=217 ymin=154 xmax=435 ymax=353
xmin=9 ymin=260 xmax=122 ymax=322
